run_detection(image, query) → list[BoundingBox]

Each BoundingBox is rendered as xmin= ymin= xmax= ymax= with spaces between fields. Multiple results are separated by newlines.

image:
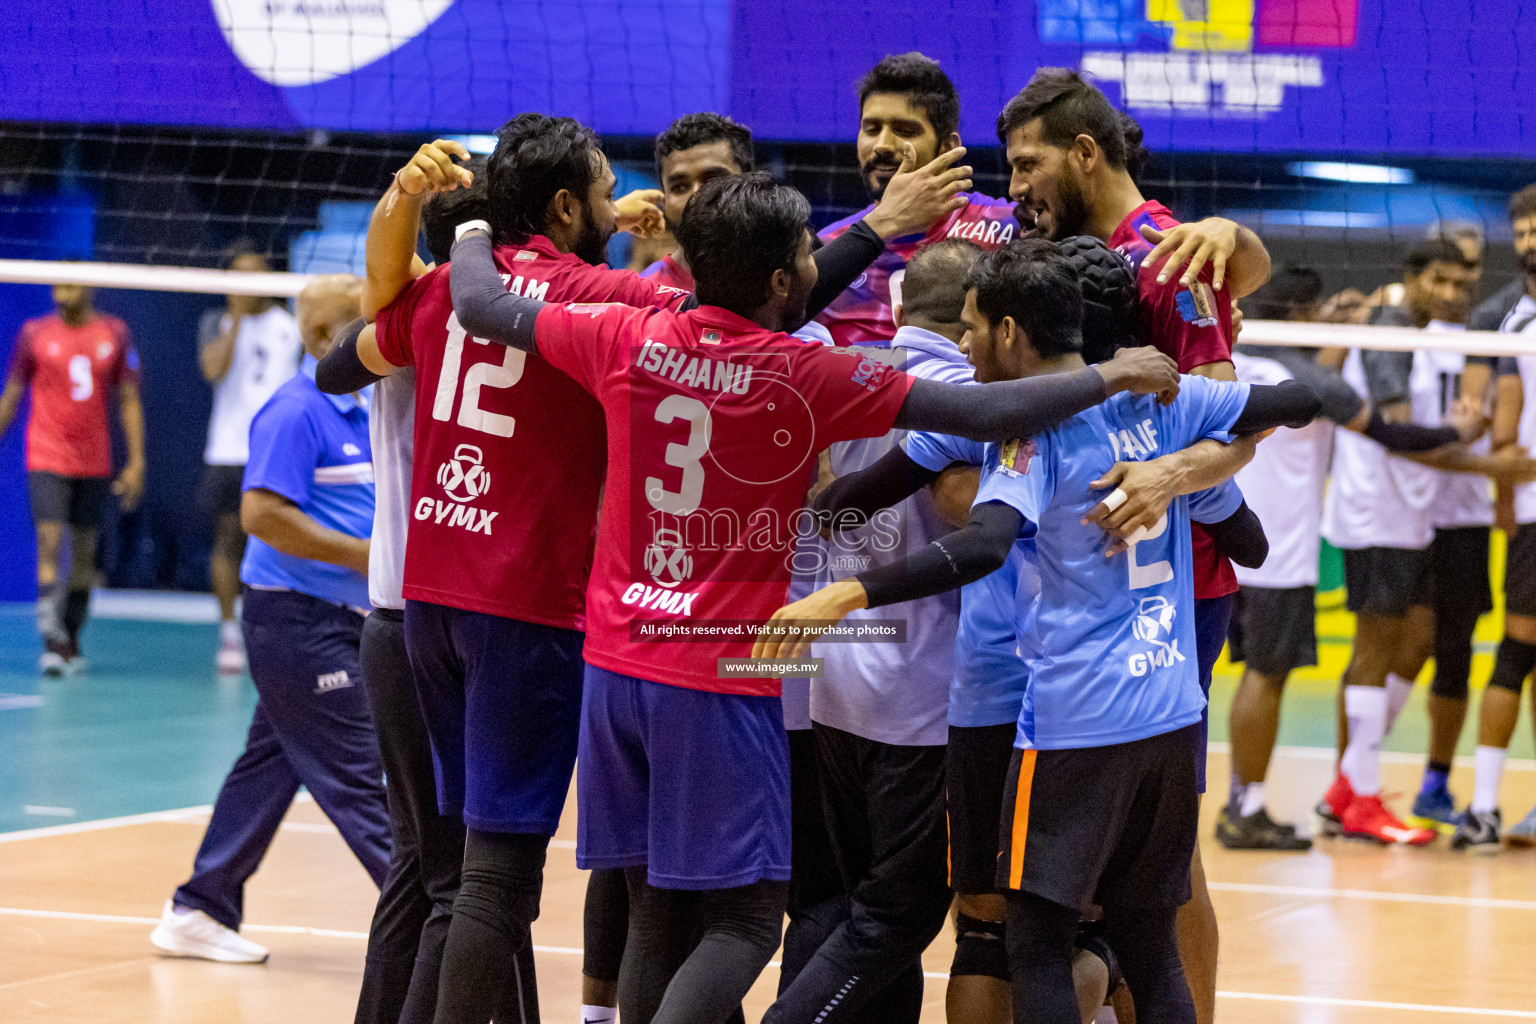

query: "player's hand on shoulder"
xmin=1139 ymin=216 xmax=1240 ymax=291
xmin=396 ymin=140 xmax=474 ymax=198
xmin=862 ymin=143 xmax=972 ymax=241
xmin=1096 ymin=346 xmax=1179 ymax=405
xmin=1447 ymin=396 xmax=1489 ymax=445
xmin=615 ymin=189 xmax=666 ymax=239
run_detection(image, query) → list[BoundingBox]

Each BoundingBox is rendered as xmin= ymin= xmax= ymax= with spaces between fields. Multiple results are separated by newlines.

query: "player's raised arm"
xmin=364 ymin=140 xmax=473 ymax=320
xmin=448 ymin=228 xmax=549 ymax=352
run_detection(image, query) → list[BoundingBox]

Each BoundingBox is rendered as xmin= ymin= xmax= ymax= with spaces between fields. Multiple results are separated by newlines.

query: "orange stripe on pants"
xmin=1008 ymin=749 xmax=1038 ymax=890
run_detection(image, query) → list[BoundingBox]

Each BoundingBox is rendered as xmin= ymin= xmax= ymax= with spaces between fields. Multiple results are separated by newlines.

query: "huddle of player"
xmin=1223 ymin=187 xmax=1536 ymax=856
xmin=293 ymin=52 xmax=1340 ymax=1024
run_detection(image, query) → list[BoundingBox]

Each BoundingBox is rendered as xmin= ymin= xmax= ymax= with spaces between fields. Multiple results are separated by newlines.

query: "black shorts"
xmin=1341 ymin=545 xmax=1432 ymax=617
xmin=947 ymin=722 xmax=1016 ymax=895
xmin=1505 ymin=523 xmax=1536 ymax=618
xmin=199 ymin=463 xmax=246 ymax=521
xmin=28 ymin=471 xmax=109 ymax=529
xmin=1226 ymin=585 xmax=1317 ymax=677
xmin=1431 ymin=526 xmax=1494 ymax=620
xmin=996 ymin=724 xmax=1200 ymax=912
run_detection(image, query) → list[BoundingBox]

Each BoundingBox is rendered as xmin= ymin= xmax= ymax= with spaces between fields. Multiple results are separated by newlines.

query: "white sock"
xmin=1341 ymin=685 xmax=1387 ymax=797
xmin=1471 ymin=745 xmax=1508 ymax=814
xmin=1239 ymin=781 xmax=1267 ymax=818
xmin=220 ymin=619 xmax=242 ymax=646
xmin=580 ymin=1006 xmax=617 ymax=1024
xmin=1384 ymin=672 xmax=1414 ymax=736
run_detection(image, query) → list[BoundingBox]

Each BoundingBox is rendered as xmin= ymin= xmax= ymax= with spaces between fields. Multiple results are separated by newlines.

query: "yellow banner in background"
xmin=1148 ymin=0 xmax=1255 ymax=51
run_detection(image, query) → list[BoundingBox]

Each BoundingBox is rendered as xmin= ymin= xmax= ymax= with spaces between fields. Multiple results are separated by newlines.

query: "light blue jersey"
xmin=975 ymin=374 xmax=1250 ymax=751
xmin=902 ymin=339 xmax=1039 ymax=730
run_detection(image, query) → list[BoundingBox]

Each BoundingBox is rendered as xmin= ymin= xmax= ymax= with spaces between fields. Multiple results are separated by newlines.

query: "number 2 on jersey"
xmin=434 ymin=313 xmax=525 ymax=437
xmin=1127 ymin=512 xmax=1173 ymax=589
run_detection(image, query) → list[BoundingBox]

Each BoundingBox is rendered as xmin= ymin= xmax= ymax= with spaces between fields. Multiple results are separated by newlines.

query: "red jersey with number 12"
xmin=535 ymin=302 xmax=913 ymax=694
xmin=7 ymin=313 xmax=137 ymax=478
xmin=374 ymin=236 xmax=689 ymax=629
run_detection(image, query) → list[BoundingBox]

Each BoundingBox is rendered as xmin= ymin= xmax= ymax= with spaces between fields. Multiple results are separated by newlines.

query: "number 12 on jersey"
xmin=434 ymin=313 xmax=526 ymax=438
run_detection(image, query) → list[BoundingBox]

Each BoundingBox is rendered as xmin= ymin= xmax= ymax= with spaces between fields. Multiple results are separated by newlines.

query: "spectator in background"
xmin=152 ymin=274 xmax=388 ymax=964
xmin=199 ymin=247 xmax=302 ymax=675
xmin=0 ymin=283 xmax=145 ymax=675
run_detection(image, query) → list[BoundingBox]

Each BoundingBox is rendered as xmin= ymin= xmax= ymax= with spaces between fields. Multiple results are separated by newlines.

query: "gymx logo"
xmin=625 ymin=526 xmax=699 ymax=616
xmin=413 ymin=443 xmax=498 ymax=535
xmin=1127 ymin=596 xmax=1186 ymax=677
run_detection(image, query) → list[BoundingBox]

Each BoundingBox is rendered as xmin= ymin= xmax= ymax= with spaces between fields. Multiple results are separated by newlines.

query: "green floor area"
xmin=1 ymin=599 xmax=1531 ymax=834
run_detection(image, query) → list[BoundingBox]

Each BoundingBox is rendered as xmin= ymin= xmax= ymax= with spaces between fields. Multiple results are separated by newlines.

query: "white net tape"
xmin=0 ymin=257 xmax=1523 ymax=356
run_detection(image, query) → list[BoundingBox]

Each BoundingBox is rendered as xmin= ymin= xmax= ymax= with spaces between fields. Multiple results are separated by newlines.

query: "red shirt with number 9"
xmin=7 ymin=313 xmax=137 ymax=478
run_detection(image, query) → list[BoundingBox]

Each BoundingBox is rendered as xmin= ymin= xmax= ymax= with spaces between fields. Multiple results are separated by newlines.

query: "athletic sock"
xmin=36 ymin=582 xmax=62 ymax=641
xmin=1420 ymin=761 xmax=1451 ymax=797
xmin=1228 ymin=771 xmax=1243 ymax=810
xmin=62 ymin=588 xmax=90 ymax=644
xmin=1341 ymin=685 xmax=1387 ymax=797
xmin=1471 ymin=746 xmax=1508 ymax=814
xmin=1239 ymin=781 xmax=1267 ymax=818
xmin=219 ymin=618 xmax=242 ymax=647
xmin=580 ymin=1005 xmax=617 ymax=1024
xmin=1383 ymin=672 xmax=1414 ymax=735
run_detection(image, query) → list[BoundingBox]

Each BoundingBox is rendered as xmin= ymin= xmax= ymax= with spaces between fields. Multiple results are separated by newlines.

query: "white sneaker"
xmin=39 ymin=651 xmax=66 ymax=676
xmin=149 ymin=901 xmax=269 ymax=963
xmin=216 ymin=641 xmax=246 ymax=675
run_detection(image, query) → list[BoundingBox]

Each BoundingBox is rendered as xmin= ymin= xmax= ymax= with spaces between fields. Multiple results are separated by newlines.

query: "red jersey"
xmin=534 ymin=301 xmax=912 ymax=695
xmin=1110 ymin=200 xmax=1237 ymax=599
xmin=7 ymin=313 xmax=137 ymax=478
xmin=639 ymin=252 xmax=695 ymax=292
xmin=816 ymin=193 xmax=1020 ymax=346
xmin=374 ymin=236 xmax=690 ymax=629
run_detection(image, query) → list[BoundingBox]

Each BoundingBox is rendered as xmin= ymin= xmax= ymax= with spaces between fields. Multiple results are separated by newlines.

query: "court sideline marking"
xmin=0 ymin=908 xmax=1530 ymax=1018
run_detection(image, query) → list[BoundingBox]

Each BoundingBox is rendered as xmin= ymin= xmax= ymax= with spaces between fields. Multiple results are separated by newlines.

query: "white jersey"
xmin=808 ymin=328 xmax=965 ymax=748
xmin=367 ymin=367 xmax=416 ymax=611
xmin=203 ymin=306 xmax=303 ymax=465
xmin=1232 ymin=353 xmax=1333 ymax=588
xmin=1417 ymin=323 xmax=1495 ymax=528
xmin=1506 ymin=296 xmax=1536 ymax=523
xmin=1320 ymin=347 xmax=1439 ymax=551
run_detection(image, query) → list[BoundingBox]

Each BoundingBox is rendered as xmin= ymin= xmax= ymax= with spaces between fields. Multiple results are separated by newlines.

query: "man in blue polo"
xmin=151 ymin=275 xmax=390 ymax=964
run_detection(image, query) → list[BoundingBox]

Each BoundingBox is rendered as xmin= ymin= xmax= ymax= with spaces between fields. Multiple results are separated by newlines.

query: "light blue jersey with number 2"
xmin=974 ymin=375 xmax=1251 ymax=751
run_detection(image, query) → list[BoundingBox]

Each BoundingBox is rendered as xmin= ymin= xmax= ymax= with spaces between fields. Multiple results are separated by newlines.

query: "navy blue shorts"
xmin=404 ymin=600 xmax=584 ymax=835
xmin=576 ymin=664 xmax=791 ymax=891
xmin=1193 ymin=594 xmax=1234 ymax=795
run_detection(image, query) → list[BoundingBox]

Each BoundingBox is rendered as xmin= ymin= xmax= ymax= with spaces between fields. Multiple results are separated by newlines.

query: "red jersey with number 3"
xmin=7 ymin=313 xmax=137 ymax=478
xmin=1110 ymin=200 xmax=1237 ymax=600
xmin=374 ymin=236 xmax=690 ymax=629
xmin=534 ymin=302 xmax=913 ymax=695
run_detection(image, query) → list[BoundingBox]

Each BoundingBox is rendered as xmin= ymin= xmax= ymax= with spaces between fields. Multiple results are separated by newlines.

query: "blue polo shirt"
xmin=240 ymin=355 xmax=374 ymax=609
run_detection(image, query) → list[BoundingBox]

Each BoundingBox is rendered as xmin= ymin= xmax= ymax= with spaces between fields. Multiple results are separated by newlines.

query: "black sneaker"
xmin=1451 ymin=808 xmax=1502 ymax=853
xmin=1216 ymin=805 xmax=1313 ymax=851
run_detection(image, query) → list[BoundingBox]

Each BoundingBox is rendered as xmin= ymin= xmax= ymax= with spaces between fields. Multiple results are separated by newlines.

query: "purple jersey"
xmin=816 ymin=192 xmax=1019 ymax=347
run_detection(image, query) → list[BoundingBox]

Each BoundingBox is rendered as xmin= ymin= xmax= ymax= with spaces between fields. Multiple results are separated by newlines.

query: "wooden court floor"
xmin=3 ymin=749 xmax=1534 ymax=1023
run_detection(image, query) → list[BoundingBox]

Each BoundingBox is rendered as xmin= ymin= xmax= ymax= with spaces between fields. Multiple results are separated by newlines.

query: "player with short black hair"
xmin=759 ymin=238 xmax=1319 ymax=1024
xmin=642 ymin=112 xmax=756 ymax=292
xmin=445 ymin=173 xmax=1183 ymax=1024
xmin=0 ymin=283 xmax=145 ymax=675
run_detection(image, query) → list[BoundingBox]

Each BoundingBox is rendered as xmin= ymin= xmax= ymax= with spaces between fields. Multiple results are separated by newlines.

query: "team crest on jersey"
xmin=850 ymin=354 xmax=889 ymax=391
xmin=97 ymin=342 xmax=113 ymax=360
xmin=437 ymin=443 xmax=492 ymax=503
xmin=1175 ymin=282 xmax=1218 ymax=328
xmin=643 ymin=527 xmax=693 ymax=587
xmin=997 ymin=437 xmax=1037 ymax=477
xmin=1128 ymin=596 xmax=1186 ymax=676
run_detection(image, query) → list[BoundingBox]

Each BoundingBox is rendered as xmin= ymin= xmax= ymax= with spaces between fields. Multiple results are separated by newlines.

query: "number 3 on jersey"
xmin=646 ymin=395 xmax=710 ymax=514
xmin=433 ymin=313 xmax=526 ymax=437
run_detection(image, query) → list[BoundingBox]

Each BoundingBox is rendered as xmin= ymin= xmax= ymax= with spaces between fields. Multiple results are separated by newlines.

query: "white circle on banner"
xmin=212 ymin=0 xmax=454 ymax=86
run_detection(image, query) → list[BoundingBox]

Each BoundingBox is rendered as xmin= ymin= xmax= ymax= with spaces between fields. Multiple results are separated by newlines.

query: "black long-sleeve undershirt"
xmin=315 ymin=318 xmax=380 ymax=395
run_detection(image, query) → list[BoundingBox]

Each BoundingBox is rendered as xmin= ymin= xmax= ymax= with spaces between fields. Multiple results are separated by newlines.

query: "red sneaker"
xmin=1315 ymin=774 xmax=1354 ymax=837
xmin=1341 ymin=794 xmax=1437 ymax=846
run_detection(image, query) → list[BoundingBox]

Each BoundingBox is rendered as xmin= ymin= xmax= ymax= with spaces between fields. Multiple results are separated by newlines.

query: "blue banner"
xmin=0 ymin=1 xmax=1529 ymax=157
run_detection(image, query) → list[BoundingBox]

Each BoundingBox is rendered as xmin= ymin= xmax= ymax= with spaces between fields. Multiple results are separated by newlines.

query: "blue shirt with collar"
xmin=240 ymin=354 xmax=374 ymax=609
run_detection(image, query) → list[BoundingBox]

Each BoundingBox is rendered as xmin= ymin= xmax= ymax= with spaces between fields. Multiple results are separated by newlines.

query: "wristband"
xmin=1100 ymin=487 xmax=1128 ymax=513
xmin=455 ymin=220 xmax=493 ymax=241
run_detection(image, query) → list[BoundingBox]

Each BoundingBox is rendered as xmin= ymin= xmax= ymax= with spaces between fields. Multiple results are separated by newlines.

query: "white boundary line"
xmin=1205 ymin=881 xmax=1536 ymax=911
xmin=1 ymin=910 xmax=1526 ymax=1019
xmin=0 ymin=805 xmax=212 ymax=843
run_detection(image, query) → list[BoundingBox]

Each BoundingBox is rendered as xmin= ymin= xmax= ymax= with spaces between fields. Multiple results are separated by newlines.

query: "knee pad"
xmin=1488 ymin=638 xmax=1536 ymax=695
xmin=1429 ymin=655 xmax=1471 ymax=701
xmin=951 ymin=913 xmax=1009 ymax=981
